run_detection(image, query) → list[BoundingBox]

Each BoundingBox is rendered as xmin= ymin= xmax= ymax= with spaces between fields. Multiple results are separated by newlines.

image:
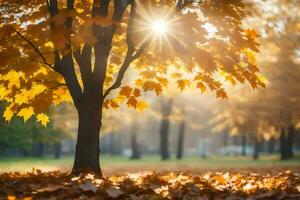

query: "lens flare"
xmin=151 ymin=19 xmax=168 ymax=35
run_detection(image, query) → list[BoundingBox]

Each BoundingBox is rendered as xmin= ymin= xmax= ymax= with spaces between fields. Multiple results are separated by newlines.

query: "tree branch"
xmin=103 ymin=2 xmax=149 ymax=98
xmin=10 ymin=26 xmax=53 ymax=69
xmin=53 ymin=53 xmax=83 ymax=107
xmin=103 ymin=40 xmax=148 ymax=99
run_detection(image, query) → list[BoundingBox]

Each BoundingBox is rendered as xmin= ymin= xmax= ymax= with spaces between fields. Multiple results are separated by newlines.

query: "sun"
xmin=132 ymin=3 xmax=182 ymax=51
xmin=151 ymin=19 xmax=168 ymax=35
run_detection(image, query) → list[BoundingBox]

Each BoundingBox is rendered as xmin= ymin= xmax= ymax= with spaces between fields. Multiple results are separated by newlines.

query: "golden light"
xmin=151 ymin=19 xmax=168 ymax=35
xmin=133 ymin=2 xmax=182 ymax=52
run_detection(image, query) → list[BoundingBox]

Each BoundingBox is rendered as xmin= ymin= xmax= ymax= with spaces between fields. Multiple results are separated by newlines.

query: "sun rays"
xmin=132 ymin=2 xmax=183 ymax=52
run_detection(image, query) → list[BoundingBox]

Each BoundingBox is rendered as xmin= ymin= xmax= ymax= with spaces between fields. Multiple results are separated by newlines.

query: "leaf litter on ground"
xmin=0 ymin=169 xmax=299 ymax=200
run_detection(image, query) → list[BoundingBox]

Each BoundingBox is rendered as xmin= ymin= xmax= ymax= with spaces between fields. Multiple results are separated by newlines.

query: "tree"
xmin=159 ymin=98 xmax=173 ymax=160
xmin=130 ymin=121 xmax=141 ymax=159
xmin=0 ymin=0 xmax=263 ymax=174
xmin=176 ymin=119 xmax=185 ymax=159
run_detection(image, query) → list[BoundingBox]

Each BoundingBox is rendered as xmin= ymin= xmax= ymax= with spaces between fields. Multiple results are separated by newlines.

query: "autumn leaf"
xmin=119 ymin=86 xmax=132 ymax=97
xmin=110 ymin=99 xmax=119 ymax=110
xmin=137 ymin=101 xmax=149 ymax=112
xmin=177 ymin=79 xmax=190 ymax=91
xmin=3 ymin=106 xmax=14 ymax=122
xmin=36 ymin=113 xmax=50 ymax=127
xmin=244 ymin=29 xmax=259 ymax=40
xmin=171 ymin=73 xmax=182 ymax=79
xmin=0 ymin=171 xmax=298 ymax=199
xmin=127 ymin=97 xmax=138 ymax=108
xmin=133 ymin=88 xmax=141 ymax=97
xmin=143 ymin=81 xmax=162 ymax=96
xmin=197 ymin=82 xmax=206 ymax=93
xmin=216 ymin=89 xmax=228 ymax=99
xmin=17 ymin=107 xmax=34 ymax=122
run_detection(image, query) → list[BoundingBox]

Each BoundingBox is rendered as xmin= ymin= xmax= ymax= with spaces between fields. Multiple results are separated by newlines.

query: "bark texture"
xmin=72 ymin=95 xmax=102 ymax=174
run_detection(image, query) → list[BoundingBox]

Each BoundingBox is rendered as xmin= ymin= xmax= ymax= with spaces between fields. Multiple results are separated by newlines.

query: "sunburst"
xmin=132 ymin=1 xmax=183 ymax=52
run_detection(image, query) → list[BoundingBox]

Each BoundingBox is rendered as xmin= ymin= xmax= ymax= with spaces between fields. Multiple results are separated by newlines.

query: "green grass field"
xmin=0 ymin=154 xmax=299 ymax=174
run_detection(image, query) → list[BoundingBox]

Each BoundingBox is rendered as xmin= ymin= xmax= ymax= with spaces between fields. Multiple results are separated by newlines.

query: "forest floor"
xmin=0 ymin=154 xmax=299 ymax=174
xmin=0 ymin=155 xmax=300 ymax=199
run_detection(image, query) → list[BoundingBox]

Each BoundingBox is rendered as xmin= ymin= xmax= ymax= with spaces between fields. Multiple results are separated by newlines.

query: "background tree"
xmin=0 ymin=0 xmax=263 ymax=174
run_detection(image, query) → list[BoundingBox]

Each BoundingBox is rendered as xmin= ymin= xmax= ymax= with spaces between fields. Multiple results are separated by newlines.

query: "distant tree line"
xmin=0 ymin=106 xmax=65 ymax=158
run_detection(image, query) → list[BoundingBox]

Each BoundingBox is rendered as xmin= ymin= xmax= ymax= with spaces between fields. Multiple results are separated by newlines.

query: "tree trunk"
xmin=32 ymin=142 xmax=44 ymax=157
xmin=130 ymin=126 xmax=141 ymax=160
xmin=160 ymin=99 xmax=173 ymax=160
xmin=287 ymin=126 xmax=294 ymax=158
xmin=176 ymin=120 xmax=185 ymax=160
xmin=241 ymin=133 xmax=247 ymax=156
xmin=280 ymin=128 xmax=289 ymax=160
xmin=53 ymin=142 xmax=61 ymax=159
xmin=253 ymin=137 xmax=259 ymax=160
xmin=267 ymin=137 xmax=275 ymax=154
xmin=72 ymin=96 xmax=102 ymax=175
xmin=160 ymin=119 xmax=170 ymax=160
xmin=201 ymin=135 xmax=207 ymax=158
xmin=21 ymin=149 xmax=29 ymax=157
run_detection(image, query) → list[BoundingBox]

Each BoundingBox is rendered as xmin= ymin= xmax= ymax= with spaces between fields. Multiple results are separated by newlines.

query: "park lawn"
xmin=0 ymin=154 xmax=299 ymax=174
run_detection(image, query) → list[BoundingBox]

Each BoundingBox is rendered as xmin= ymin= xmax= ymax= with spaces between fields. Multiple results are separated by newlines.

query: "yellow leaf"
xmin=17 ymin=107 xmax=34 ymax=122
xmin=0 ymin=84 xmax=7 ymax=100
xmin=177 ymin=79 xmax=190 ymax=91
xmin=135 ymin=79 xmax=144 ymax=87
xmin=37 ymin=113 xmax=49 ymax=127
xmin=171 ymin=73 xmax=182 ymax=79
xmin=15 ymin=93 xmax=28 ymax=105
xmin=137 ymin=101 xmax=149 ymax=112
xmin=3 ymin=106 xmax=14 ymax=122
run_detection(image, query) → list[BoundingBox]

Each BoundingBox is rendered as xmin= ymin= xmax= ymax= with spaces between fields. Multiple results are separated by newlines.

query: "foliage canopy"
xmin=0 ymin=0 xmax=264 ymax=126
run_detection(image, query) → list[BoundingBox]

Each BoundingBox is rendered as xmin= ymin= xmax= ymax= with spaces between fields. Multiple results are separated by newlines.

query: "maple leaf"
xmin=216 ymin=89 xmax=228 ymax=99
xmin=17 ymin=107 xmax=34 ymax=122
xmin=15 ymin=93 xmax=28 ymax=105
xmin=0 ymin=85 xmax=7 ymax=100
xmin=197 ymin=82 xmax=206 ymax=93
xmin=177 ymin=79 xmax=191 ymax=91
xmin=3 ymin=106 xmax=14 ymax=122
xmin=110 ymin=99 xmax=119 ymax=110
xmin=137 ymin=101 xmax=149 ymax=112
xmin=127 ymin=97 xmax=138 ymax=108
xmin=171 ymin=73 xmax=182 ymax=79
xmin=133 ymin=88 xmax=141 ymax=97
xmin=143 ymin=81 xmax=162 ymax=96
xmin=244 ymin=29 xmax=259 ymax=40
xmin=119 ymin=86 xmax=132 ymax=97
xmin=36 ymin=113 xmax=50 ymax=127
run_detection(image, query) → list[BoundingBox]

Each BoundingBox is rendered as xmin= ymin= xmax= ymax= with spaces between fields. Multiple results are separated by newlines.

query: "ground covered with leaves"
xmin=1 ymin=170 xmax=300 ymax=200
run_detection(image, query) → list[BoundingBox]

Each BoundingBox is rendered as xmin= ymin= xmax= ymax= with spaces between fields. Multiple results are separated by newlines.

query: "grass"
xmin=0 ymin=154 xmax=299 ymax=174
